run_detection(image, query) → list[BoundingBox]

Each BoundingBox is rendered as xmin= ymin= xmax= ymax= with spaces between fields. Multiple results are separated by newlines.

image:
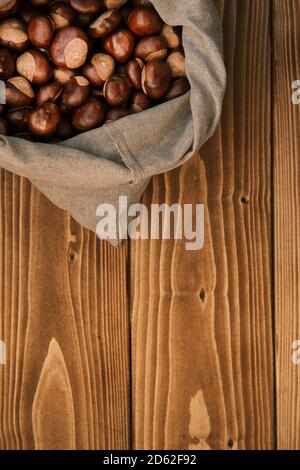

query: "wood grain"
xmin=130 ymin=0 xmax=274 ymax=450
xmin=0 ymin=173 xmax=131 ymax=450
xmin=273 ymin=0 xmax=300 ymax=450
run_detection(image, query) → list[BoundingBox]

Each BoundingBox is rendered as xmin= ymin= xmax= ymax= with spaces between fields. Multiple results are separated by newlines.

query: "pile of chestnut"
xmin=0 ymin=0 xmax=190 ymax=142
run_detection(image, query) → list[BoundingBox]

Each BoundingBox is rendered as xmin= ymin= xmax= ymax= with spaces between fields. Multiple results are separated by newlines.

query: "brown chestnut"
xmin=164 ymin=78 xmax=190 ymax=101
xmin=0 ymin=0 xmax=19 ymax=19
xmin=131 ymin=90 xmax=151 ymax=113
xmin=53 ymin=67 xmax=75 ymax=85
xmin=128 ymin=6 xmax=162 ymax=37
xmin=69 ymin=0 xmax=102 ymax=14
xmin=61 ymin=76 xmax=90 ymax=107
xmin=141 ymin=60 xmax=171 ymax=99
xmin=6 ymin=76 xmax=35 ymax=107
xmin=161 ymin=25 xmax=182 ymax=49
xmin=72 ymin=97 xmax=106 ymax=132
xmin=104 ymin=29 xmax=134 ymax=63
xmin=135 ymin=35 xmax=167 ymax=62
xmin=49 ymin=2 xmax=75 ymax=30
xmin=28 ymin=102 xmax=60 ymax=137
xmin=0 ymin=19 xmax=28 ymax=52
xmin=89 ymin=9 xmax=122 ymax=38
xmin=105 ymin=107 xmax=130 ymax=122
xmin=6 ymin=106 xmax=31 ymax=132
xmin=83 ymin=53 xmax=115 ymax=87
xmin=0 ymin=47 xmax=15 ymax=79
xmin=17 ymin=49 xmax=53 ymax=85
xmin=36 ymin=82 xmax=63 ymax=105
xmin=103 ymin=75 xmax=131 ymax=107
xmin=167 ymin=49 xmax=186 ymax=77
xmin=50 ymin=26 xmax=89 ymax=69
xmin=125 ymin=58 xmax=143 ymax=89
xmin=28 ymin=15 xmax=54 ymax=49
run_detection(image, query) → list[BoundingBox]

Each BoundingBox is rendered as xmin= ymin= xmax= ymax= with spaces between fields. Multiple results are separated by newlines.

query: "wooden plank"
xmin=130 ymin=0 xmax=274 ymax=450
xmin=0 ymin=172 xmax=131 ymax=450
xmin=273 ymin=0 xmax=300 ymax=450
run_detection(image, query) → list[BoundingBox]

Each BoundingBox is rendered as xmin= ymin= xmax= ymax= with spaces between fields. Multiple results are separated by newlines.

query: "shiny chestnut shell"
xmin=89 ymin=9 xmax=122 ymax=38
xmin=104 ymin=29 xmax=135 ymax=63
xmin=128 ymin=6 xmax=162 ymax=37
xmin=50 ymin=26 xmax=89 ymax=69
xmin=141 ymin=60 xmax=171 ymax=99
xmin=28 ymin=102 xmax=61 ymax=137
xmin=28 ymin=15 xmax=54 ymax=48
xmin=72 ymin=97 xmax=106 ymax=132
xmin=103 ymin=75 xmax=131 ymax=107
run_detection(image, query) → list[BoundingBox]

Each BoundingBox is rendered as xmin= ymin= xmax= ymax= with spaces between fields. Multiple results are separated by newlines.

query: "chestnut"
xmin=131 ymin=90 xmax=151 ymax=113
xmin=135 ymin=35 xmax=167 ymax=62
xmin=103 ymin=75 xmax=131 ymax=107
xmin=0 ymin=117 xmax=10 ymax=135
xmin=53 ymin=67 xmax=75 ymax=85
xmin=0 ymin=19 xmax=28 ymax=52
xmin=167 ymin=49 xmax=186 ymax=77
xmin=28 ymin=15 xmax=54 ymax=48
xmin=128 ymin=6 xmax=162 ymax=37
xmin=69 ymin=0 xmax=102 ymax=14
xmin=6 ymin=106 xmax=31 ymax=132
xmin=163 ymin=78 xmax=190 ymax=101
xmin=49 ymin=2 xmax=75 ymax=30
xmin=0 ymin=47 xmax=15 ymax=79
xmin=17 ymin=49 xmax=53 ymax=85
xmin=6 ymin=76 xmax=35 ymax=107
xmin=141 ymin=60 xmax=171 ymax=99
xmin=83 ymin=53 xmax=115 ymax=87
xmin=36 ymin=82 xmax=63 ymax=105
xmin=28 ymin=102 xmax=60 ymax=137
xmin=72 ymin=97 xmax=106 ymax=132
xmin=161 ymin=25 xmax=182 ymax=49
xmin=50 ymin=26 xmax=89 ymax=69
xmin=105 ymin=107 xmax=130 ymax=122
xmin=104 ymin=29 xmax=134 ymax=63
xmin=104 ymin=0 xmax=129 ymax=9
xmin=61 ymin=76 xmax=90 ymax=107
xmin=125 ymin=58 xmax=143 ymax=89
xmin=88 ymin=9 xmax=122 ymax=38
xmin=0 ymin=0 xmax=19 ymax=19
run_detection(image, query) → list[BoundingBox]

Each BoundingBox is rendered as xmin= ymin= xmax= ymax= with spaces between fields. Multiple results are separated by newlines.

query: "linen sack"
xmin=0 ymin=0 xmax=226 ymax=240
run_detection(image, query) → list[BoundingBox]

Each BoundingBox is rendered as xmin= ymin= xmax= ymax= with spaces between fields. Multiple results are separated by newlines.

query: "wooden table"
xmin=0 ymin=0 xmax=299 ymax=450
